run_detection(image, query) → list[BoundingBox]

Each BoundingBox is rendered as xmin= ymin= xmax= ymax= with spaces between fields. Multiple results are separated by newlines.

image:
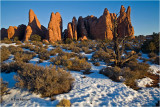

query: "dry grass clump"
xmin=56 ymin=99 xmax=71 ymax=107
xmin=0 ymin=78 xmax=8 ymax=103
xmin=82 ymin=47 xmax=92 ymax=54
xmin=14 ymin=64 xmax=74 ymax=97
xmin=0 ymin=46 xmax=10 ymax=62
xmin=14 ymin=51 xmax=36 ymax=62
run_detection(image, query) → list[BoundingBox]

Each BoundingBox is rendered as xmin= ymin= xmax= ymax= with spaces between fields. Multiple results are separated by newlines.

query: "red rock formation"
xmin=47 ymin=12 xmax=62 ymax=42
xmin=72 ymin=17 xmax=78 ymax=40
xmin=117 ymin=6 xmax=134 ymax=37
xmin=77 ymin=16 xmax=88 ymax=40
xmin=76 ymin=6 xmax=134 ymax=40
xmin=24 ymin=9 xmax=47 ymax=41
xmin=7 ymin=26 xmax=15 ymax=39
xmin=67 ymin=23 xmax=73 ymax=39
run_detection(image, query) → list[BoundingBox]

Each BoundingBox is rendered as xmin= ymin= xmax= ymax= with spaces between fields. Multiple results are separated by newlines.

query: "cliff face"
xmin=65 ymin=5 xmax=134 ymax=40
xmin=24 ymin=9 xmax=47 ymax=41
xmin=117 ymin=6 xmax=134 ymax=37
xmin=47 ymin=12 xmax=62 ymax=42
xmin=1 ymin=5 xmax=134 ymax=41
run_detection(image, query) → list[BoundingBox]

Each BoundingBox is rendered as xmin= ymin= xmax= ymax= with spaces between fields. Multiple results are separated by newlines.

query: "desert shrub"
xmin=82 ymin=47 xmax=92 ymax=54
xmin=141 ymin=33 xmax=159 ymax=53
xmin=152 ymin=56 xmax=159 ymax=65
xmin=1 ymin=61 xmax=24 ymax=73
xmin=38 ymin=59 xmax=44 ymax=63
xmin=15 ymin=41 xmax=22 ymax=45
xmin=1 ymin=37 xmax=12 ymax=44
xmin=38 ymin=50 xmax=50 ymax=60
xmin=0 ymin=46 xmax=10 ymax=62
xmin=0 ymin=78 xmax=8 ymax=103
xmin=71 ymin=47 xmax=81 ymax=53
xmin=21 ymin=43 xmax=32 ymax=49
xmin=13 ymin=36 xmax=19 ymax=41
xmin=14 ymin=64 xmax=74 ymax=97
xmin=8 ymin=46 xmax=23 ymax=55
xmin=67 ymin=57 xmax=91 ymax=71
xmin=56 ymin=99 xmax=71 ymax=107
xmin=93 ymin=62 xmax=100 ymax=66
xmin=99 ymin=66 xmax=122 ymax=81
xmin=92 ymin=48 xmax=111 ymax=63
xmin=32 ymin=41 xmax=43 ymax=47
xmin=49 ymin=47 xmax=63 ymax=56
xmin=14 ymin=51 xmax=36 ymax=62
xmin=148 ymin=52 xmax=157 ymax=58
xmin=30 ymin=34 xmax=41 ymax=41
xmin=65 ymin=38 xmax=73 ymax=44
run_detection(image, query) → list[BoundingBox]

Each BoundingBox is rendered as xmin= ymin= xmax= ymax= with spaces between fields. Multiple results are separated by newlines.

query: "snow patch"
xmin=136 ymin=77 xmax=153 ymax=88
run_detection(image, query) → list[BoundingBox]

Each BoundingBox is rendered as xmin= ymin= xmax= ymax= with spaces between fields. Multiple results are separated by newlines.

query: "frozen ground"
xmin=1 ymin=43 xmax=160 ymax=106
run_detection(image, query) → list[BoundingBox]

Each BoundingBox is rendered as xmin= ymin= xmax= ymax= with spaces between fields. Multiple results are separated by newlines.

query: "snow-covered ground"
xmin=1 ymin=43 xmax=160 ymax=106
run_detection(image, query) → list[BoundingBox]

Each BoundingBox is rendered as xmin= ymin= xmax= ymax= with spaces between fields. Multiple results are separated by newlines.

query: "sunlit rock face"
xmin=46 ymin=12 xmax=62 ymax=42
xmin=24 ymin=9 xmax=47 ymax=41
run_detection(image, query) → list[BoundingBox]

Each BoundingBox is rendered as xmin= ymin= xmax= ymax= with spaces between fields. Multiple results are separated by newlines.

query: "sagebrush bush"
xmin=49 ymin=47 xmax=63 ymax=56
xmin=0 ymin=78 xmax=8 ymax=103
xmin=30 ymin=34 xmax=41 ymax=41
xmin=148 ymin=52 xmax=157 ymax=58
xmin=56 ymin=99 xmax=71 ymax=107
xmin=92 ymin=48 xmax=111 ymax=63
xmin=0 ymin=46 xmax=10 ymax=62
xmin=14 ymin=64 xmax=74 ymax=97
xmin=1 ymin=61 xmax=24 ymax=73
xmin=8 ymin=45 xmax=23 ymax=55
xmin=1 ymin=37 xmax=12 ymax=44
xmin=93 ymin=62 xmax=100 ymax=66
xmin=38 ymin=50 xmax=50 ymax=60
xmin=82 ymin=47 xmax=92 ymax=54
xmin=71 ymin=47 xmax=81 ymax=53
xmin=67 ymin=57 xmax=91 ymax=71
xmin=14 ymin=51 xmax=36 ymax=62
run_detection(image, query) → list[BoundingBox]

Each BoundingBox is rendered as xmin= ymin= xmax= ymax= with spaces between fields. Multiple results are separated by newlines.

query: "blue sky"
xmin=1 ymin=1 xmax=159 ymax=36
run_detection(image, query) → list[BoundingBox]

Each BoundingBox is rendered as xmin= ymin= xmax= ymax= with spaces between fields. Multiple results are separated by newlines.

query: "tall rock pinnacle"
xmin=47 ymin=12 xmax=62 ymax=42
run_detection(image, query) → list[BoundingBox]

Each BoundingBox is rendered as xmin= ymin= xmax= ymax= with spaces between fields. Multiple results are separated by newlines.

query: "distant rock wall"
xmin=1 ymin=5 xmax=134 ymax=41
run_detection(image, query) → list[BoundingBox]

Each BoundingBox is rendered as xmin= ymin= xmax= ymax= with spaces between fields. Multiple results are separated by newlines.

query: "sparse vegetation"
xmin=0 ymin=46 xmax=11 ymax=62
xmin=0 ymin=78 xmax=8 ymax=103
xmin=13 ymin=63 xmax=74 ymax=97
xmin=30 ymin=34 xmax=41 ymax=41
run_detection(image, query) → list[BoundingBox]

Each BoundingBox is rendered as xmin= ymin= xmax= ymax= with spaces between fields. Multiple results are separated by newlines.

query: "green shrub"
xmin=0 ymin=46 xmax=10 ymax=62
xmin=30 ymin=34 xmax=41 ymax=41
xmin=0 ymin=78 xmax=8 ymax=103
xmin=56 ymin=99 xmax=71 ymax=107
xmin=14 ymin=64 xmax=74 ymax=97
